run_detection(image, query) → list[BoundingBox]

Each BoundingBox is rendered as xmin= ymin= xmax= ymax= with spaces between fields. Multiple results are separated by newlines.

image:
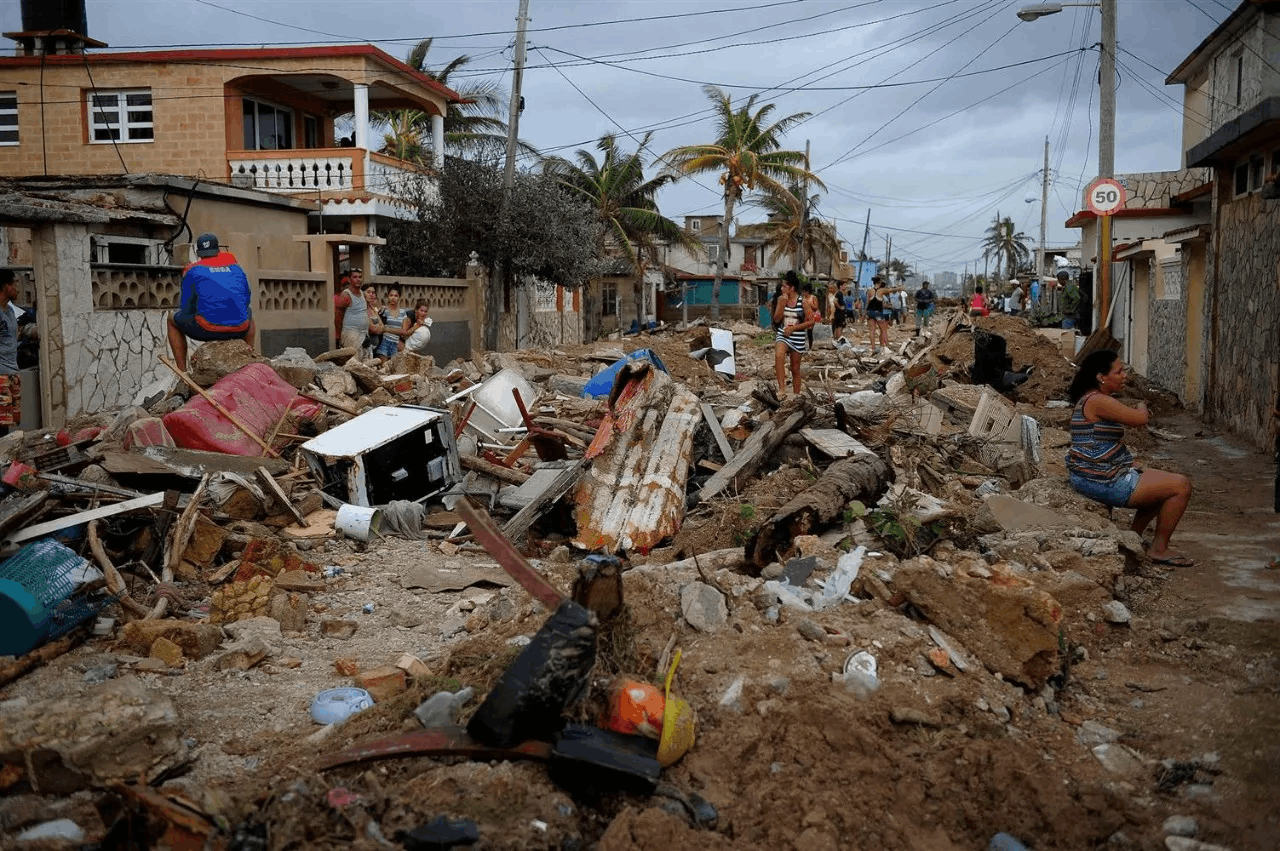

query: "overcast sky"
xmin=3 ymin=0 xmax=1230 ymax=276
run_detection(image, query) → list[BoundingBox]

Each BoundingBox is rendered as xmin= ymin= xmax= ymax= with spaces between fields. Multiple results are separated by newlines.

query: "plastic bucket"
xmin=335 ymin=504 xmax=381 ymax=542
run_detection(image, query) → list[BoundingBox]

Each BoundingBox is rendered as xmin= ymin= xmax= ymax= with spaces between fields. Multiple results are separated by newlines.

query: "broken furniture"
xmin=300 ymin=406 xmax=461 ymax=507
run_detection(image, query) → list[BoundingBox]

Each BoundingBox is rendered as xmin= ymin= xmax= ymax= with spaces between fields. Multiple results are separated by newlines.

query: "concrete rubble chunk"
xmin=317 ymin=369 xmax=358 ymax=397
xmin=1102 ymin=600 xmax=1132 ymax=624
xmin=189 ymin=339 xmax=266 ymax=388
xmin=681 ymin=581 xmax=729 ymax=633
xmin=985 ymin=494 xmax=1075 ymax=532
xmin=342 ymin=357 xmax=383 ymax=394
xmin=270 ymin=347 xmax=320 ymax=389
xmin=0 ymin=677 xmax=187 ymax=793
xmin=1076 ymin=720 xmax=1121 ymax=747
xmin=1091 ymin=743 xmax=1146 ymax=776
xmin=718 ymin=676 xmax=745 ymax=713
xmin=120 ymin=619 xmax=224 ymax=660
xmin=893 ymin=559 xmax=1063 ymax=688
xmin=1161 ymin=815 xmax=1199 ymax=837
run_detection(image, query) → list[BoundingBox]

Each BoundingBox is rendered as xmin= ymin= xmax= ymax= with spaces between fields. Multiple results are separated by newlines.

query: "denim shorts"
xmin=867 ymin=309 xmax=890 ymax=321
xmin=1069 ymin=468 xmax=1140 ymax=507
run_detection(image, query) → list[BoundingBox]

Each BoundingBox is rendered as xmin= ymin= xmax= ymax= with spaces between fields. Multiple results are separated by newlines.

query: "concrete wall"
xmin=1206 ymin=10 xmax=1280 ymax=131
xmin=1205 ymin=186 xmax=1280 ymax=450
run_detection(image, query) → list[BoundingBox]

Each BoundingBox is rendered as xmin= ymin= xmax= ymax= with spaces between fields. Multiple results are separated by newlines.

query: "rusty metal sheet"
xmin=573 ymin=367 xmax=699 ymax=554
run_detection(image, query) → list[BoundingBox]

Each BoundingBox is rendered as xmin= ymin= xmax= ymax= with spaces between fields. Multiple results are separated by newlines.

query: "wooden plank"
xmin=799 ymin=427 xmax=872 ymax=459
xmin=460 ymin=453 xmax=531 ymax=485
xmin=255 ymin=466 xmax=308 ymax=527
xmin=699 ymin=403 xmax=736 ymax=463
xmin=502 ymin=459 xmax=587 ymax=543
xmin=6 ymin=491 xmax=166 ymax=545
xmin=37 ymin=472 xmax=144 ymax=500
xmin=697 ymin=397 xmax=813 ymax=504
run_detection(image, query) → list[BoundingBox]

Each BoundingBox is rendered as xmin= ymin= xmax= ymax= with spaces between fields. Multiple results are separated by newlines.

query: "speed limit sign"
xmin=1086 ymin=178 xmax=1126 ymax=216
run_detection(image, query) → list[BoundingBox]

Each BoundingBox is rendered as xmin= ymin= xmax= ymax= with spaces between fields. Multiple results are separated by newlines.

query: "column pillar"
xmin=353 ymin=83 xmax=371 ymax=190
xmin=431 ymin=112 xmax=445 ymax=169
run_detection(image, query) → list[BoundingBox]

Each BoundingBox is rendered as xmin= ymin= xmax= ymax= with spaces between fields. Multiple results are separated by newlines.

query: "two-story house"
xmin=1165 ymin=0 xmax=1279 ymax=450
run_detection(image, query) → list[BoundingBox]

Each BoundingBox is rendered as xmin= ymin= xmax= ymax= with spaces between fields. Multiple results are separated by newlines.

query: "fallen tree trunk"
xmin=744 ymin=447 xmax=892 ymax=573
xmin=696 ymin=396 xmax=813 ymax=504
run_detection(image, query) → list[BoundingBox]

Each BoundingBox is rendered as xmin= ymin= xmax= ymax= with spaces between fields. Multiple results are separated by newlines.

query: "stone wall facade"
xmin=1113 ymin=170 xmax=1212 ymax=210
xmin=1206 ymin=189 xmax=1280 ymax=450
xmin=1206 ymin=9 xmax=1280 ymax=132
xmin=1146 ymin=250 xmax=1193 ymax=399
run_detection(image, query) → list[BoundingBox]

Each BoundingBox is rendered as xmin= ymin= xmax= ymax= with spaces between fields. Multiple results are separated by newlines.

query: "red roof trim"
xmin=1064 ymin=206 xmax=1189 ymax=228
xmin=0 ymin=44 xmax=463 ymax=103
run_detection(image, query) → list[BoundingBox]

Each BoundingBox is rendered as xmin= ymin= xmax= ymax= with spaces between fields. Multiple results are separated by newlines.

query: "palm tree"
xmin=755 ymin=182 xmax=842 ymax=274
xmin=663 ymin=85 xmax=821 ymax=320
xmin=981 ymin=212 xmax=1032 ymax=282
xmin=375 ymin=38 xmax=536 ymax=163
xmin=885 ymin=257 xmax=914 ymax=282
xmin=544 ymin=133 xmax=697 ymax=324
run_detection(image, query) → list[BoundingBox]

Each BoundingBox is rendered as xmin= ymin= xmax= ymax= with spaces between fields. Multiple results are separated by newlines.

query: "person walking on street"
xmin=167 ymin=233 xmax=255 ymax=372
xmin=913 ymin=280 xmax=936 ymax=336
xmin=333 ymin=267 xmax=369 ymax=354
xmin=1066 ymin=350 xmax=1194 ymax=566
xmin=773 ymin=271 xmax=818 ymax=396
xmin=1060 ymin=271 xmax=1081 ymax=329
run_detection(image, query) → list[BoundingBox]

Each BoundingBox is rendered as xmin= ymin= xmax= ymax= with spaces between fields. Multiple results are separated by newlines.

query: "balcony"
xmin=227 ymin=149 xmax=433 ymax=199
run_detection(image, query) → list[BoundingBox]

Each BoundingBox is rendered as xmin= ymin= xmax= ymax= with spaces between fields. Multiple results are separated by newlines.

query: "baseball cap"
xmin=195 ymin=233 xmax=220 ymax=257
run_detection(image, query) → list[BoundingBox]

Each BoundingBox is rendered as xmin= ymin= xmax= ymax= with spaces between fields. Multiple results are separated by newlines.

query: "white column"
xmin=431 ymin=112 xmax=444 ymax=168
xmin=353 ymin=83 xmax=371 ymax=191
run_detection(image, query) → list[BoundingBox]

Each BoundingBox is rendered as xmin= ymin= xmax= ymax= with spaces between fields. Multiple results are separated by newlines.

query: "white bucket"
xmin=335 ymin=504 xmax=381 ymax=542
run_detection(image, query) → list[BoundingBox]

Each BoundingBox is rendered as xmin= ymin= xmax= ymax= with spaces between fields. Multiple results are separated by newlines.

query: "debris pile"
xmin=0 ymin=312 xmax=1231 ymax=850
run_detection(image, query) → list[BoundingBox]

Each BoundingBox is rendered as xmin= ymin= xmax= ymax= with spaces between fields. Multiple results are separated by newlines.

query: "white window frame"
xmin=690 ymin=219 xmax=701 ymax=232
xmin=0 ymin=91 xmax=17 ymax=146
xmin=88 ymin=88 xmax=153 ymax=144
xmin=242 ymin=96 xmax=295 ymax=151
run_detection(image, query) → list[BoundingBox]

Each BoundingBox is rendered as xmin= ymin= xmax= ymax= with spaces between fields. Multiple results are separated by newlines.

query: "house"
xmin=1064 ymin=169 xmax=1211 ymax=378
xmin=1163 ymin=0 xmax=1280 ymax=450
xmin=0 ymin=3 xmax=492 ymax=427
xmin=0 ymin=11 xmax=462 ymax=276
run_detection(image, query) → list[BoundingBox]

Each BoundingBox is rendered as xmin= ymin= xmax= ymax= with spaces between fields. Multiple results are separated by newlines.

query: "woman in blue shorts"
xmin=1066 ymin=350 xmax=1194 ymax=566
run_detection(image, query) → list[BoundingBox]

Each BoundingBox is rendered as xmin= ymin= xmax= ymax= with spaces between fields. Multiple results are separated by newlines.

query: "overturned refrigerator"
xmin=300 ymin=406 xmax=462 ymax=507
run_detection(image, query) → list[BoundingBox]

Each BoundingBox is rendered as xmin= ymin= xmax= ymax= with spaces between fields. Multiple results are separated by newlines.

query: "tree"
xmin=379 ymin=158 xmax=603 ymax=294
xmin=374 ymin=38 xmax=536 ymax=163
xmin=663 ymin=86 xmax=821 ymax=320
xmin=981 ymin=212 xmax=1032 ymax=282
xmin=543 ymin=133 xmax=697 ymax=328
xmin=885 ymin=257 xmax=914 ymax=282
xmin=754 ymin=182 xmax=842 ymax=274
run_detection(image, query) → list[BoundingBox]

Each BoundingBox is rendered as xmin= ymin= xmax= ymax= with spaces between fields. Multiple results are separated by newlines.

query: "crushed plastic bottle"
xmin=414 ymin=687 xmax=475 ymax=729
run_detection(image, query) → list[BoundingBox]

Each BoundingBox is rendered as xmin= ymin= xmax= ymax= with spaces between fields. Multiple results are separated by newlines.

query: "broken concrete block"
xmin=269 ymin=347 xmax=320 ymax=389
xmin=269 ymin=592 xmax=309 ymax=632
xmin=189 ymin=339 xmax=265 ymax=388
xmin=121 ymin=620 xmax=224 ymax=660
xmin=234 ymin=538 xmax=320 ymax=582
xmin=985 ymin=495 xmax=1075 ymax=533
xmin=321 ymin=619 xmax=359 ymax=640
xmin=183 ymin=514 xmax=227 ymax=570
xmin=892 ymin=559 xmax=1063 ymax=688
xmin=223 ymin=616 xmax=284 ymax=653
xmin=681 ymin=581 xmax=728 ymax=633
xmin=342 ymin=358 xmax=383 ymax=394
xmin=149 ymin=636 xmax=184 ymax=667
xmin=317 ymin=369 xmax=358 ymax=397
xmin=548 ymin=375 xmax=589 ymax=397
xmin=354 ymin=666 xmax=408 ymax=702
xmin=273 ymin=569 xmax=325 ymax=593
xmin=213 ymin=636 xmax=270 ymax=671
xmin=0 ymin=677 xmax=187 ymax=793
xmin=386 ymin=350 xmax=436 ymax=377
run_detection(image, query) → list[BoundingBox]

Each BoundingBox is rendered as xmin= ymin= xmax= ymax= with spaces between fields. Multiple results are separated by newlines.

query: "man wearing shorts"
xmin=167 ymin=233 xmax=254 ymax=371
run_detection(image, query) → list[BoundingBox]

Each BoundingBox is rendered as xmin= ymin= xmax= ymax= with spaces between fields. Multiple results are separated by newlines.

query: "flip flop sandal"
xmin=1150 ymin=554 xmax=1195 ymax=567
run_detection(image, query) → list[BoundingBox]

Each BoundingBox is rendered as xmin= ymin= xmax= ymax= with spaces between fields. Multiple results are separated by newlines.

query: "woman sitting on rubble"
xmin=1066 ymin=350 xmax=1194 ymax=566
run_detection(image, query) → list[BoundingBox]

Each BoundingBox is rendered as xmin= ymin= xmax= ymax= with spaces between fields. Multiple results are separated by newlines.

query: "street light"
xmin=1017 ymin=0 xmax=1116 ymax=319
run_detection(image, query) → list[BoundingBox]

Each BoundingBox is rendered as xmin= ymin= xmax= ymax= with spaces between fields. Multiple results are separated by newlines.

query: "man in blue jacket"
xmin=167 ymin=233 xmax=255 ymax=371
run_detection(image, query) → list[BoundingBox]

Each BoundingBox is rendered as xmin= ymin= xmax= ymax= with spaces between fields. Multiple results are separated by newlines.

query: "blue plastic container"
xmin=0 ymin=539 xmax=100 ymax=656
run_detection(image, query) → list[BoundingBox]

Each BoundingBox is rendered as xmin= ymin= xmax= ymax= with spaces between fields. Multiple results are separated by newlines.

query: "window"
xmin=88 ymin=89 xmax=153 ymax=143
xmin=1250 ymin=155 xmax=1265 ymax=191
xmin=0 ymin=92 xmax=16 ymax=146
xmin=690 ymin=219 xmax=700 ymax=232
xmin=706 ymin=244 xmax=721 ymax=265
xmin=242 ymin=98 xmax=294 ymax=151
xmin=303 ymin=114 xmax=320 ymax=149
xmin=1234 ymin=53 xmax=1244 ymax=106
xmin=91 ymin=234 xmax=168 ymax=264
xmin=601 ymin=280 xmax=617 ymax=316
xmin=1234 ymin=161 xmax=1250 ymax=196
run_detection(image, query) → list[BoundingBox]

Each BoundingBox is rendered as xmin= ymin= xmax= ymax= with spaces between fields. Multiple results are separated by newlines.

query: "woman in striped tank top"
xmin=1066 ymin=350 xmax=1194 ymax=566
xmin=772 ymin=271 xmax=818 ymax=396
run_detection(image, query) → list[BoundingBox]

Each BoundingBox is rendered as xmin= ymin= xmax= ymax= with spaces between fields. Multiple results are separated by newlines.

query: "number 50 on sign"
xmin=1086 ymin=177 xmax=1126 ymax=216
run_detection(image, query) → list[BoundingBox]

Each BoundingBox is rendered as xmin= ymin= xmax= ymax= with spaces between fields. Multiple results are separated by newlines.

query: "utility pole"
xmin=1037 ymin=136 xmax=1049 ymax=284
xmin=1097 ymin=0 xmax=1117 ymax=328
xmin=800 ymin=139 xmax=810 ymax=274
xmin=494 ymin=0 xmax=530 ymax=350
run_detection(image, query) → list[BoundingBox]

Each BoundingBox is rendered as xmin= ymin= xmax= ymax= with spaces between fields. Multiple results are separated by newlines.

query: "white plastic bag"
xmin=812 ymin=546 xmax=865 ymax=611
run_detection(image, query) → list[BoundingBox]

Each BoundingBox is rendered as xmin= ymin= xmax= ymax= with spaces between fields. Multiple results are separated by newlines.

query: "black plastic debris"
xmin=548 ymin=723 xmax=661 ymax=796
xmin=396 ymin=816 xmax=480 ymax=850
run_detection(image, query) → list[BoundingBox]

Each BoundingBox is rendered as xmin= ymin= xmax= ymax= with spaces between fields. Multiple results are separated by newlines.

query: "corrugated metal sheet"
xmin=572 ymin=367 xmax=699 ymax=554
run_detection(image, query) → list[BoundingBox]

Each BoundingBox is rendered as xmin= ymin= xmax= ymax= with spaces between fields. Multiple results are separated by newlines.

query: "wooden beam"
xmin=699 ymin=403 xmax=735 ymax=463
xmin=697 ymin=397 xmax=813 ymax=504
xmin=502 ymin=459 xmax=586 ymax=543
xmin=460 ymin=453 xmax=531 ymax=485
xmin=5 ymin=491 xmax=166 ymax=545
xmin=254 ymin=466 xmax=308 ymax=527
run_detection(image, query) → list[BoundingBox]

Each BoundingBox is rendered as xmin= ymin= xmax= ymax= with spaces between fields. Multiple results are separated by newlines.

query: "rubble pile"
xmin=0 ymin=312 xmax=1233 ymax=850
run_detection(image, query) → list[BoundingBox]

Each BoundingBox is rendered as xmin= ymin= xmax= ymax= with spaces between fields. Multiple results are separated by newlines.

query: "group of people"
xmin=164 ymin=232 xmax=437 ymax=377
xmin=771 ymin=271 xmax=938 ymax=395
xmin=332 ymin=268 xmax=434 ymax=363
xmin=967 ymin=270 xmax=1082 ymax=329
